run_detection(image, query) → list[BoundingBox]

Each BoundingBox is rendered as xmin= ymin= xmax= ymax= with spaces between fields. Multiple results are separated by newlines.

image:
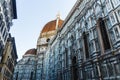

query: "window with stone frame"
xmin=89 ymin=42 xmax=93 ymax=54
xmin=79 ymin=70 xmax=83 ymax=79
xmin=93 ymin=65 xmax=99 ymax=79
xmin=65 ymin=47 xmax=68 ymax=68
xmin=106 ymin=17 xmax=112 ymax=29
xmin=105 ymin=0 xmax=113 ymax=12
xmin=83 ymin=32 xmax=90 ymax=59
xmin=109 ymin=12 xmax=117 ymax=26
xmin=109 ymin=30 xmax=116 ymax=44
xmin=103 ymin=2 xmax=108 ymax=16
xmin=97 ymin=18 xmax=111 ymax=51
xmin=85 ymin=69 xmax=93 ymax=79
xmin=101 ymin=65 xmax=109 ymax=78
xmin=89 ymin=41 xmax=95 ymax=55
xmin=113 ymin=25 xmax=120 ymax=40
xmin=72 ymin=56 xmax=78 ymax=80
xmin=93 ymin=29 xmax=100 ymax=53
xmin=116 ymin=8 xmax=120 ymax=22
xmin=80 ymin=48 xmax=84 ymax=60
xmin=95 ymin=4 xmax=102 ymax=17
xmin=107 ymin=63 xmax=115 ymax=77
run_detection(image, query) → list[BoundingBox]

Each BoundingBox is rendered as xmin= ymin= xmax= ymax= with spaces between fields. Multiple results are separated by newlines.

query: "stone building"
xmin=0 ymin=34 xmax=18 ymax=80
xmin=44 ymin=0 xmax=120 ymax=80
xmin=0 ymin=0 xmax=18 ymax=80
xmin=0 ymin=0 xmax=17 ymax=58
xmin=13 ymin=48 xmax=36 ymax=80
xmin=14 ymin=0 xmax=120 ymax=80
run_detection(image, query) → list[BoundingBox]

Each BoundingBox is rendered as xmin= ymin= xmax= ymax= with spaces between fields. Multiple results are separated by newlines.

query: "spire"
xmin=56 ymin=12 xmax=60 ymax=30
xmin=56 ymin=12 xmax=60 ymax=19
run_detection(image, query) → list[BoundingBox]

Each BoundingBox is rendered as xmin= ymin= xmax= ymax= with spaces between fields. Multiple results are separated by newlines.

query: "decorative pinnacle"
xmin=56 ymin=12 xmax=60 ymax=19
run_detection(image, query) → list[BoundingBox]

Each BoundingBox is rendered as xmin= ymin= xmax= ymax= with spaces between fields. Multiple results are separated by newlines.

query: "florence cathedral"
xmin=13 ymin=0 xmax=120 ymax=80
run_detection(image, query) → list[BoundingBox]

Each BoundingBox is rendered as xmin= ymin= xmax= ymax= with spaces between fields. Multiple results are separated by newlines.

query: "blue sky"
xmin=10 ymin=0 xmax=76 ymax=60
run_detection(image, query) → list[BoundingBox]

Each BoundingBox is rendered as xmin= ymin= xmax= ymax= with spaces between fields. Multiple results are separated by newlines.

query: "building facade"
xmin=0 ymin=0 xmax=17 ymax=80
xmin=0 ymin=34 xmax=18 ymax=80
xmin=13 ymin=49 xmax=36 ymax=80
xmin=45 ymin=0 xmax=120 ymax=80
xmin=0 ymin=0 xmax=17 ymax=60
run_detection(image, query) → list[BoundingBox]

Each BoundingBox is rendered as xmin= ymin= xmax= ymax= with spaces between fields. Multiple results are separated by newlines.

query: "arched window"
xmin=30 ymin=72 xmax=33 ymax=80
xmin=97 ymin=18 xmax=111 ymax=51
xmin=46 ymin=38 xmax=50 ymax=42
xmin=83 ymin=32 xmax=90 ymax=59
xmin=72 ymin=56 xmax=78 ymax=80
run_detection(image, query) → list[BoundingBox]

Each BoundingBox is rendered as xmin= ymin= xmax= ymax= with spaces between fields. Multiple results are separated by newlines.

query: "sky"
xmin=10 ymin=0 xmax=76 ymax=60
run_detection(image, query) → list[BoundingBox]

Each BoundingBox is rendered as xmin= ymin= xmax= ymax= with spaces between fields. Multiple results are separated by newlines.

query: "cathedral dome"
xmin=41 ymin=19 xmax=64 ymax=33
xmin=24 ymin=48 xmax=36 ymax=55
xmin=37 ymin=16 xmax=64 ymax=46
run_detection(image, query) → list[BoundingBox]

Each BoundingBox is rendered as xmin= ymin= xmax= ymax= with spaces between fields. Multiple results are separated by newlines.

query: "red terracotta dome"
xmin=41 ymin=19 xmax=64 ymax=33
xmin=24 ymin=48 xmax=36 ymax=55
